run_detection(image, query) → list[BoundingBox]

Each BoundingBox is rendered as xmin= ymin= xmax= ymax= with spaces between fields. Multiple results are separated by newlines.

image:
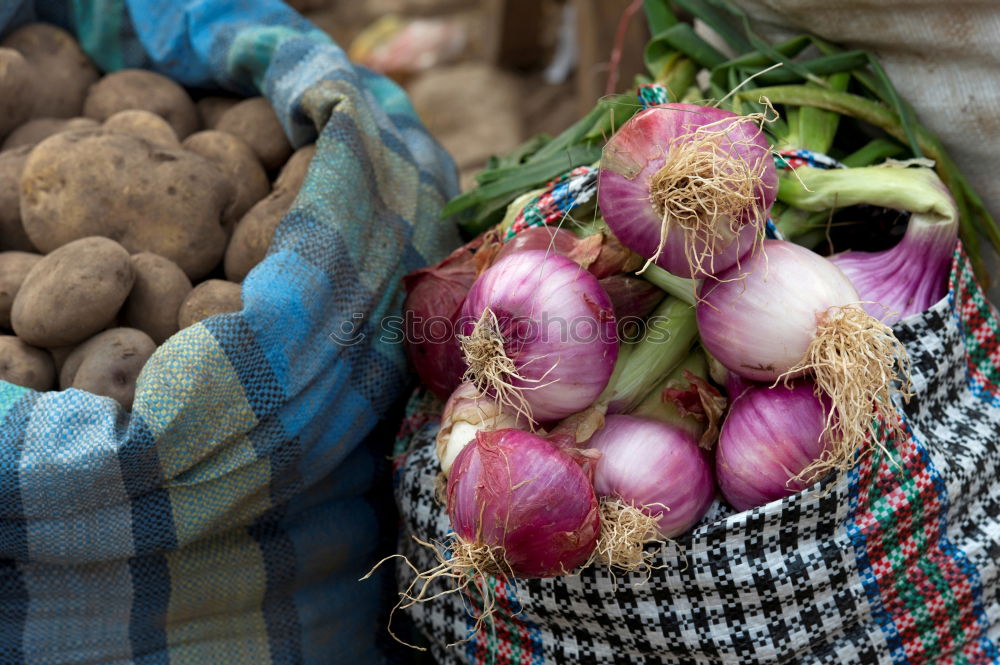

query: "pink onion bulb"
xmin=716 ymin=381 xmax=831 ymax=511
xmin=587 ymin=415 xmax=715 ymax=538
xmin=447 ymin=428 xmax=601 ymax=578
xmin=493 ymin=226 xmax=580 ymax=265
xmin=697 ymin=239 xmax=860 ymax=383
xmin=459 ymin=250 xmax=618 ymax=423
xmin=598 ymin=104 xmax=777 ymax=278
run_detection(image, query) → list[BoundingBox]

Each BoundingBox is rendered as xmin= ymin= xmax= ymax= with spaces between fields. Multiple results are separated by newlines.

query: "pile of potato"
xmin=0 ymin=23 xmax=316 ymax=409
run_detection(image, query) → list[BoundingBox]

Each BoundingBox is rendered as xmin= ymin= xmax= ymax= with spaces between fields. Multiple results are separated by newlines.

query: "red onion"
xmin=716 ymin=381 xmax=831 ymax=511
xmin=459 ymin=250 xmax=618 ymax=423
xmin=598 ymin=103 xmax=777 ymax=278
xmin=435 ymin=381 xmax=529 ymax=476
xmin=493 ymin=226 xmax=580 ymax=265
xmin=587 ymin=415 xmax=715 ymax=538
xmin=697 ymin=239 xmax=909 ymax=476
xmin=402 ymin=240 xmax=480 ymax=399
xmin=598 ymin=274 xmax=665 ymax=322
xmin=447 ymin=428 xmax=600 ymax=578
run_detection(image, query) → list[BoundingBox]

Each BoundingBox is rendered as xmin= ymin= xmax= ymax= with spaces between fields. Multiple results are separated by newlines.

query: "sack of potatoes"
xmin=0 ymin=3 xmax=457 ymax=664
xmin=0 ymin=22 xmax=317 ymax=410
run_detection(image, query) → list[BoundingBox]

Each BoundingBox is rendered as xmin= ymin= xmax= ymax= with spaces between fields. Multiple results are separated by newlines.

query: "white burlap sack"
xmin=731 ymin=0 xmax=1000 ymax=301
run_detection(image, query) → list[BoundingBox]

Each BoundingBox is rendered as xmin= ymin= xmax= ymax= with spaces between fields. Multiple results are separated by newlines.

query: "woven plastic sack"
xmin=394 ymin=245 xmax=1000 ymax=664
xmin=0 ymin=1 xmax=458 ymax=663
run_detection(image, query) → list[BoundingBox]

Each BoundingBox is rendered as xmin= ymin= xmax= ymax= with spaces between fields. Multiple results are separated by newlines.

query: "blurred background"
xmin=286 ymin=0 xmax=649 ymax=190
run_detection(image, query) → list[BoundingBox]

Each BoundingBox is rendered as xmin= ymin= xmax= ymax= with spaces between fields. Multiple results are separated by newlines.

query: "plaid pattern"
xmin=395 ymin=247 xmax=1000 ymax=664
xmin=0 ymin=2 xmax=459 ymax=663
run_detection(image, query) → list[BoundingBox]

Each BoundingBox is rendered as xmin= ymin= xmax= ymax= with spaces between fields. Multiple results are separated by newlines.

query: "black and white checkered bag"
xmin=393 ymin=249 xmax=1000 ymax=665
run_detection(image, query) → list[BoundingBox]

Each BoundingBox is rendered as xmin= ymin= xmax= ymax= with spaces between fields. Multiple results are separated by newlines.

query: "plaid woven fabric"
xmin=394 ymin=246 xmax=1000 ymax=664
xmin=0 ymin=2 xmax=459 ymax=663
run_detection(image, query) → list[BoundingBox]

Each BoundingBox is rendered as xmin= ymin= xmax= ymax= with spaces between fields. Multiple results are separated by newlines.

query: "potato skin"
xmin=122 ymin=252 xmax=192 ymax=344
xmin=1 ymin=117 xmax=100 ymax=151
xmin=215 ymin=97 xmax=292 ymax=171
xmin=224 ymin=145 xmax=316 ymax=282
xmin=182 ymin=130 xmax=270 ymax=228
xmin=83 ymin=69 xmax=200 ymax=139
xmin=103 ymin=110 xmax=180 ymax=148
xmin=20 ymin=130 xmax=233 ymax=279
xmin=196 ymin=95 xmax=240 ymax=129
xmin=0 ymin=48 xmax=34 ymax=139
xmin=1 ymin=23 xmax=100 ymax=119
xmin=0 ymin=335 xmax=55 ymax=391
xmin=62 ymin=328 xmax=156 ymax=410
xmin=0 ymin=145 xmax=36 ymax=252
xmin=0 ymin=251 xmax=42 ymax=329
xmin=177 ymin=280 xmax=242 ymax=330
xmin=11 ymin=237 xmax=135 ymax=348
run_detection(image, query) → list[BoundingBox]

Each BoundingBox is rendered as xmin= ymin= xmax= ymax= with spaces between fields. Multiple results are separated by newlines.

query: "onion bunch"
xmin=598 ymin=103 xmax=777 ymax=278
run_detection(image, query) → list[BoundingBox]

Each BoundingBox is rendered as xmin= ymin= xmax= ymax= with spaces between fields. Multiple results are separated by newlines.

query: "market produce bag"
xmin=394 ymin=246 xmax=1000 ymax=663
xmin=0 ymin=1 xmax=458 ymax=663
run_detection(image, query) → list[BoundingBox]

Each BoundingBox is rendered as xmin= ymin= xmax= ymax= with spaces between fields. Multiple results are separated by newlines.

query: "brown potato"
xmin=0 ymin=251 xmax=42 ymax=329
xmin=83 ymin=69 xmax=200 ymax=139
xmin=215 ymin=97 xmax=292 ymax=171
xmin=103 ymin=110 xmax=180 ymax=148
xmin=224 ymin=145 xmax=316 ymax=282
xmin=177 ymin=280 xmax=242 ymax=330
xmin=1 ymin=23 xmax=100 ymax=119
xmin=0 ymin=145 xmax=36 ymax=252
xmin=48 ymin=345 xmax=74 ymax=374
xmin=196 ymin=95 xmax=240 ymax=129
xmin=0 ymin=48 xmax=34 ymax=139
xmin=122 ymin=252 xmax=193 ymax=344
xmin=0 ymin=335 xmax=54 ymax=391
xmin=11 ymin=237 xmax=134 ymax=347
xmin=1 ymin=117 xmax=99 ymax=151
xmin=20 ymin=129 xmax=233 ymax=279
xmin=182 ymin=130 xmax=270 ymax=227
xmin=62 ymin=328 xmax=156 ymax=410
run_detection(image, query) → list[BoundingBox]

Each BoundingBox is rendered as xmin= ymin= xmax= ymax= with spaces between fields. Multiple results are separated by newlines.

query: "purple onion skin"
xmin=587 ymin=415 xmax=715 ymax=538
xmin=598 ymin=104 xmax=777 ymax=278
xmin=447 ymin=428 xmax=600 ymax=578
xmin=403 ymin=242 xmax=479 ymax=399
xmin=598 ymin=274 xmax=664 ymax=320
xmin=697 ymin=240 xmax=859 ymax=383
xmin=460 ymin=250 xmax=618 ymax=422
xmin=829 ymin=219 xmax=956 ymax=326
xmin=494 ymin=226 xmax=580 ymax=265
xmin=716 ymin=381 xmax=831 ymax=511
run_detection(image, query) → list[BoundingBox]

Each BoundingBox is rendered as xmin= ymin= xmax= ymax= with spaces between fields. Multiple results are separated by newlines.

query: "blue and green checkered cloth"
xmin=0 ymin=2 xmax=460 ymax=663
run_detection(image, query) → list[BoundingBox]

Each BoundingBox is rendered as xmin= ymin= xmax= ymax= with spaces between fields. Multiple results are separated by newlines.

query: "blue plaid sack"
xmin=0 ymin=1 xmax=459 ymax=662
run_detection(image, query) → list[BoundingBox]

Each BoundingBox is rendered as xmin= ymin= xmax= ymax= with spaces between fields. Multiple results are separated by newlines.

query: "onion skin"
xmin=829 ymin=216 xmax=956 ymax=326
xmin=598 ymin=104 xmax=777 ymax=278
xmin=598 ymin=274 xmax=664 ymax=321
xmin=716 ymin=381 xmax=831 ymax=511
xmin=402 ymin=240 xmax=480 ymax=399
xmin=459 ymin=250 xmax=618 ymax=422
xmin=435 ymin=381 xmax=528 ymax=476
xmin=493 ymin=226 xmax=580 ymax=266
xmin=697 ymin=239 xmax=860 ymax=382
xmin=587 ymin=415 xmax=715 ymax=538
xmin=447 ymin=429 xmax=600 ymax=578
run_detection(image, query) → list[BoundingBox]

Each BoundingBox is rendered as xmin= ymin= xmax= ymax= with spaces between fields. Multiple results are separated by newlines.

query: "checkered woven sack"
xmin=393 ymin=245 xmax=1000 ymax=664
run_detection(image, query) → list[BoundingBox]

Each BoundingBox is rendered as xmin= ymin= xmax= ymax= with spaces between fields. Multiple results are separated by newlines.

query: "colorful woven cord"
xmin=638 ymin=82 xmax=670 ymax=109
xmin=506 ymin=166 xmax=598 ymax=239
xmin=775 ymin=148 xmax=846 ymax=170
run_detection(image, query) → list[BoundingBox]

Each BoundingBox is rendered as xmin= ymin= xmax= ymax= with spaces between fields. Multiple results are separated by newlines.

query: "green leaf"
xmin=643 ymin=0 xmax=678 ymax=38
xmin=651 ymin=23 xmax=727 ymax=69
xmin=672 ymin=0 xmax=752 ymax=54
